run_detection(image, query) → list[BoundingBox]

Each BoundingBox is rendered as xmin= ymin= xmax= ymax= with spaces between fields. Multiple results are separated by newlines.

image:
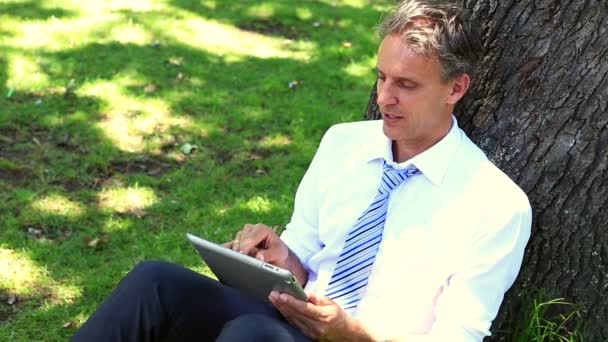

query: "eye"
xmin=399 ymin=82 xmax=416 ymax=89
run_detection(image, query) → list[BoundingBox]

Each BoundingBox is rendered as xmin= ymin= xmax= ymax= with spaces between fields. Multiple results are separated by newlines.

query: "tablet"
xmin=186 ymin=233 xmax=308 ymax=302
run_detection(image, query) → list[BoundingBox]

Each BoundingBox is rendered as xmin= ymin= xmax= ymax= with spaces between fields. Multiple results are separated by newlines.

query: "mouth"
xmin=383 ymin=112 xmax=403 ymax=120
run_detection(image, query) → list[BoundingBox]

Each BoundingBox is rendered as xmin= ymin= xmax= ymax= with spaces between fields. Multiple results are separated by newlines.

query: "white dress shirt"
xmin=280 ymin=117 xmax=532 ymax=341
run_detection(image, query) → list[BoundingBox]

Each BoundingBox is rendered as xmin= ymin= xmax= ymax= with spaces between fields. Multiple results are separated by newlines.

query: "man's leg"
xmin=71 ymin=260 xmax=282 ymax=342
xmin=216 ymin=314 xmax=312 ymax=342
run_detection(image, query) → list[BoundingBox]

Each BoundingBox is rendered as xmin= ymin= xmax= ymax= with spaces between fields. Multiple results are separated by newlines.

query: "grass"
xmin=509 ymin=290 xmax=584 ymax=342
xmin=0 ymin=0 xmax=391 ymax=340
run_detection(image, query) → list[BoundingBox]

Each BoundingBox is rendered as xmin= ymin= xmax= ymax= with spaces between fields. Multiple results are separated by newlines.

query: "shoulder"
xmin=323 ymin=120 xmax=383 ymax=141
xmin=451 ymin=131 xmax=531 ymax=214
xmin=317 ymin=120 xmax=384 ymax=153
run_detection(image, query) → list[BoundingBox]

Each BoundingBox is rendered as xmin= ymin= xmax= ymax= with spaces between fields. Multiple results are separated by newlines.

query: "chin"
xmin=382 ymin=122 xmax=402 ymax=141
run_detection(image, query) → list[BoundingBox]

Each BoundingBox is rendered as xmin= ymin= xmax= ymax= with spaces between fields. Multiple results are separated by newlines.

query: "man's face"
xmin=376 ymin=34 xmax=464 ymax=152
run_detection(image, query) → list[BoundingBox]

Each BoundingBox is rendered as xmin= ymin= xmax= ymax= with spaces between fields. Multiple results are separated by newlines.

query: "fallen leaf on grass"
xmin=174 ymin=153 xmax=186 ymax=163
xmin=180 ymin=143 xmax=198 ymax=155
xmin=7 ymin=295 xmax=17 ymax=305
xmin=130 ymin=207 xmax=147 ymax=219
xmin=46 ymin=87 xmax=65 ymax=95
xmin=64 ymin=79 xmax=77 ymax=98
xmin=27 ymin=227 xmax=44 ymax=237
xmin=171 ymin=72 xmax=186 ymax=86
xmin=342 ymin=41 xmax=352 ymax=48
xmin=166 ymin=56 xmax=183 ymax=66
xmin=84 ymin=235 xmax=111 ymax=251
xmin=101 ymin=177 xmax=125 ymax=188
xmin=63 ymin=321 xmax=78 ymax=329
xmin=147 ymin=167 xmax=165 ymax=176
xmin=144 ymin=84 xmax=158 ymax=93
xmin=87 ymin=238 xmax=101 ymax=248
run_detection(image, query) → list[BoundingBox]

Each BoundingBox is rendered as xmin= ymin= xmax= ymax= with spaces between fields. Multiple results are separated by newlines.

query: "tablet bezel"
xmin=186 ymin=233 xmax=308 ymax=302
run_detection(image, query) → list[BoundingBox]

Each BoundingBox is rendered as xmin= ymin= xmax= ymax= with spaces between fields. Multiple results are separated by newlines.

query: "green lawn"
xmin=0 ymin=0 xmax=390 ymax=340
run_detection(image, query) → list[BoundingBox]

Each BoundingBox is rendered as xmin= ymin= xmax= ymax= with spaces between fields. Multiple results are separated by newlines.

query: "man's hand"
xmin=224 ymin=223 xmax=287 ymax=265
xmin=269 ymin=291 xmax=375 ymax=341
xmin=223 ymin=223 xmax=308 ymax=285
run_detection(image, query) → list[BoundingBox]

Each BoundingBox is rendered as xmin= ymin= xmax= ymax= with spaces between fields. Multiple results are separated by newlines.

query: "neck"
xmin=392 ymin=120 xmax=453 ymax=163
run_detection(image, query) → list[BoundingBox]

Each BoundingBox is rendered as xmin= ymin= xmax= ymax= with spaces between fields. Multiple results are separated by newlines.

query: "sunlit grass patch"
xmin=29 ymin=194 xmax=85 ymax=218
xmin=0 ymin=248 xmax=45 ymax=296
xmin=246 ymin=3 xmax=276 ymax=18
xmin=259 ymin=134 xmax=293 ymax=148
xmin=0 ymin=248 xmax=81 ymax=304
xmin=164 ymin=17 xmax=313 ymax=59
xmin=242 ymin=195 xmax=274 ymax=214
xmin=5 ymin=52 xmax=50 ymax=90
xmin=98 ymin=185 xmax=158 ymax=215
xmin=80 ymin=79 xmax=195 ymax=153
xmin=344 ymin=58 xmax=376 ymax=78
xmin=107 ymin=22 xmax=155 ymax=45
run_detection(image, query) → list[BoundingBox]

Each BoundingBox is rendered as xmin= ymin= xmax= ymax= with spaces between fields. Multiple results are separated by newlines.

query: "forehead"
xmin=377 ymin=34 xmax=442 ymax=81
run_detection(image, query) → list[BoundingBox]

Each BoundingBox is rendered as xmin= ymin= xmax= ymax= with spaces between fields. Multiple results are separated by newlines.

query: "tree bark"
xmin=365 ymin=0 xmax=608 ymax=340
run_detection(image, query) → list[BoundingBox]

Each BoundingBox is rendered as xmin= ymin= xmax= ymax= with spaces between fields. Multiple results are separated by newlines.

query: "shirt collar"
xmin=364 ymin=115 xmax=462 ymax=187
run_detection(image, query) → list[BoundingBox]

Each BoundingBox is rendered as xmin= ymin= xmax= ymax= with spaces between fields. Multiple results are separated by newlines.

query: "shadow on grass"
xmin=0 ymin=0 xmax=76 ymax=20
xmin=168 ymin=0 xmax=386 ymax=61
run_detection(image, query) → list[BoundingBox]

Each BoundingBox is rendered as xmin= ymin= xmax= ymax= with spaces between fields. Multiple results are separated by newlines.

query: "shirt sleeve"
xmin=280 ymin=127 xmax=335 ymax=270
xmin=401 ymin=196 xmax=533 ymax=341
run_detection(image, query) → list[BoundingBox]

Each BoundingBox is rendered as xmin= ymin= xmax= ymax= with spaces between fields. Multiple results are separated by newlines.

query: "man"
xmin=72 ymin=0 xmax=531 ymax=341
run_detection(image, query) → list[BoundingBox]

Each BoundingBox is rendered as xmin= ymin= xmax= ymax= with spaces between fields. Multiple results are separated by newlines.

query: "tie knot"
xmin=379 ymin=162 xmax=421 ymax=194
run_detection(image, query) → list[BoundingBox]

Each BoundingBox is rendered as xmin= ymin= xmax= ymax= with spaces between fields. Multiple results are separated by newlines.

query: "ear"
xmin=446 ymin=73 xmax=471 ymax=105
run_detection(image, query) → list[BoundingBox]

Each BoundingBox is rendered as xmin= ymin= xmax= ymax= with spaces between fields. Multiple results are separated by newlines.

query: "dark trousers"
xmin=70 ymin=260 xmax=311 ymax=342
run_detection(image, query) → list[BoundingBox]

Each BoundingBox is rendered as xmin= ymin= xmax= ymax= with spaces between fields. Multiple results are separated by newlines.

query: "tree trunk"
xmin=365 ymin=0 xmax=608 ymax=340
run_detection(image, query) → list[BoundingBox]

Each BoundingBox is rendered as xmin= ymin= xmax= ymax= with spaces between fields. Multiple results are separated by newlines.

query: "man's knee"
xmin=122 ymin=260 xmax=180 ymax=291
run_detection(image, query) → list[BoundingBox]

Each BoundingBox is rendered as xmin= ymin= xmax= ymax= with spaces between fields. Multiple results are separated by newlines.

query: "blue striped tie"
xmin=325 ymin=160 xmax=421 ymax=314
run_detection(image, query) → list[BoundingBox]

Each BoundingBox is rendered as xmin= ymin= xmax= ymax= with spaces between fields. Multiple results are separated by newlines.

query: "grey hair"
xmin=378 ymin=0 xmax=482 ymax=82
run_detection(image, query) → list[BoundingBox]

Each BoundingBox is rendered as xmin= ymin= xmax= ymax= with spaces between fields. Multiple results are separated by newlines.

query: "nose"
xmin=376 ymin=81 xmax=398 ymax=106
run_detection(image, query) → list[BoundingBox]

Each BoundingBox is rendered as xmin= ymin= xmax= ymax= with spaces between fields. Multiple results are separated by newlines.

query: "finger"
xmin=239 ymin=225 xmax=271 ymax=252
xmin=275 ymin=292 xmax=323 ymax=322
xmin=306 ymin=292 xmax=334 ymax=306
xmin=252 ymin=223 xmax=271 ymax=245
xmin=276 ymin=305 xmax=322 ymax=338
xmin=269 ymin=293 xmax=320 ymax=338
xmin=242 ymin=223 xmax=254 ymax=233
xmin=222 ymin=241 xmax=233 ymax=249
xmin=232 ymin=231 xmax=243 ymax=252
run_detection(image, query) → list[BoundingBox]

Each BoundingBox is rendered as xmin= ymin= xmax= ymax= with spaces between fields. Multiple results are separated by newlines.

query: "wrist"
xmin=343 ymin=316 xmax=377 ymax=342
xmin=322 ymin=315 xmax=376 ymax=342
xmin=285 ymin=248 xmax=308 ymax=286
